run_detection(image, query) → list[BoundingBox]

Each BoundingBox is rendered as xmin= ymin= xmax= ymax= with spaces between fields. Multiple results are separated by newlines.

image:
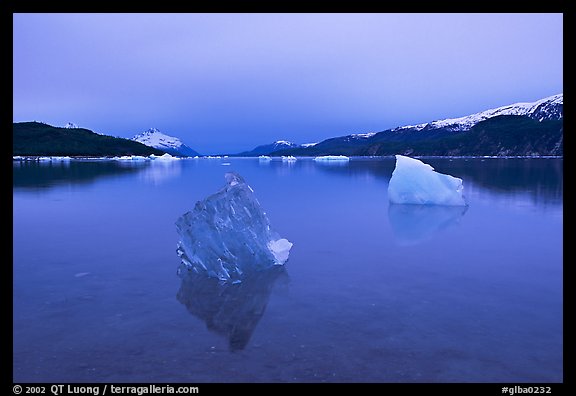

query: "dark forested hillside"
xmin=13 ymin=122 xmax=166 ymax=157
xmin=277 ymin=116 xmax=563 ymax=157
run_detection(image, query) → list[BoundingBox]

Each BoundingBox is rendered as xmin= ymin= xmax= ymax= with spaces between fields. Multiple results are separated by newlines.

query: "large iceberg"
xmin=388 ymin=155 xmax=467 ymax=206
xmin=176 ymin=172 xmax=293 ymax=282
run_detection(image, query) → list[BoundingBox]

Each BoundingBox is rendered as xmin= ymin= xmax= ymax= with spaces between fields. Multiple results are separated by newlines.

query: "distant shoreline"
xmin=13 ymin=155 xmax=564 ymax=161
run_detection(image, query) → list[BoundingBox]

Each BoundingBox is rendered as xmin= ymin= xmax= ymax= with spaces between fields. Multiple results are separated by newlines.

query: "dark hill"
xmin=13 ymin=122 xmax=166 ymax=157
xmin=277 ymin=116 xmax=562 ymax=157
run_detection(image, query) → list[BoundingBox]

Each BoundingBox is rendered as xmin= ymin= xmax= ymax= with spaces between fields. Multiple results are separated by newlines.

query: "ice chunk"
xmin=388 ymin=155 xmax=467 ymax=206
xmin=281 ymin=155 xmax=297 ymax=162
xmin=150 ymin=153 xmax=179 ymax=160
xmin=177 ymin=263 xmax=288 ymax=351
xmin=176 ymin=172 xmax=293 ymax=282
xmin=267 ymin=238 xmax=293 ymax=263
xmin=313 ymin=155 xmax=350 ymax=162
xmin=114 ymin=155 xmax=149 ymax=161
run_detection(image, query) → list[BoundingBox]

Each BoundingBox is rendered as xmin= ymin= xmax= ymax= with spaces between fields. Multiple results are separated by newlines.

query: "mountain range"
xmin=238 ymin=140 xmax=302 ymax=156
xmin=247 ymin=94 xmax=563 ymax=157
xmin=13 ymin=94 xmax=562 ymax=158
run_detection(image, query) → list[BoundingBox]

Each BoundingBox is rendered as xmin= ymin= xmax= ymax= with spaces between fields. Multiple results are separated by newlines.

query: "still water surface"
xmin=13 ymin=157 xmax=563 ymax=382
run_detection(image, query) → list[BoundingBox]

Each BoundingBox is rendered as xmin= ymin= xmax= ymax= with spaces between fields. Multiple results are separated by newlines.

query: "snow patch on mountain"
xmin=274 ymin=140 xmax=296 ymax=146
xmin=394 ymin=94 xmax=563 ymax=132
xmin=351 ymin=132 xmax=377 ymax=138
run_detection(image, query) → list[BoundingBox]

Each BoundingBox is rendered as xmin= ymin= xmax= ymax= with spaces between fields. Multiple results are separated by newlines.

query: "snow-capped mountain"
xmin=277 ymin=93 xmax=563 ymax=157
xmin=394 ymin=93 xmax=563 ymax=132
xmin=14 ymin=121 xmax=166 ymax=157
xmin=267 ymin=140 xmax=300 ymax=151
xmin=239 ymin=140 xmax=302 ymax=156
xmin=239 ymin=94 xmax=563 ymax=157
xmin=131 ymin=128 xmax=200 ymax=157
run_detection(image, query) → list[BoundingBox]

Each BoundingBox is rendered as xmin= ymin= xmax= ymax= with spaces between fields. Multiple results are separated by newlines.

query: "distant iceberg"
xmin=32 ymin=156 xmax=72 ymax=162
xmin=176 ymin=172 xmax=293 ymax=282
xmin=258 ymin=155 xmax=272 ymax=161
xmin=149 ymin=153 xmax=179 ymax=160
xmin=388 ymin=155 xmax=467 ymax=206
xmin=281 ymin=156 xmax=297 ymax=162
xmin=314 ymin=155 xmax=350 ymax=162
xmin=133 ymin=153 xmax=180 ymax=161
xmin=113 ymin=155 xmax=150 ymax=161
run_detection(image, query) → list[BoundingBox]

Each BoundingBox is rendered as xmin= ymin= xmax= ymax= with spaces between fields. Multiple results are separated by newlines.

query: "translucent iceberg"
xmin=176 ymin=172 xmax=293 ymax=282
xmin=388 ymin=155 xmax=467 ymax=206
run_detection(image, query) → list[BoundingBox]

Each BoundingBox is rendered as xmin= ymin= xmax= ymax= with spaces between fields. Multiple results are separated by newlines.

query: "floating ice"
xmin=388 ymin=155 xmax=467 ymax=206
xmin=175 ymin=172 xmax=293 ymax=282
xmin=281 ymin=156 xmax=297 ymax=162
xmin=314 ymin=155 xmax=350 ymax=162
xmin=113 ymin=155 xmax=149 ymax=161
xmin=32 ymin=156 xmax=72 ymax=162
xmin=150 ymin=153 xmax=179 ymax=160
xmin=258 ymin=155 xmax=272 ymax=161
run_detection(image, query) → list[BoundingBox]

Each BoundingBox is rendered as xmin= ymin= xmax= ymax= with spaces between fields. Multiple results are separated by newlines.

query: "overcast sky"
xmin=13 ymin=13 xmax=563 ymax=154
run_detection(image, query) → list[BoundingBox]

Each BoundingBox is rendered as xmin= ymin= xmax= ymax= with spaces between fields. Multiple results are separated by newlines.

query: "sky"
xmin=13 ymin=13 xmax=563 ymax=154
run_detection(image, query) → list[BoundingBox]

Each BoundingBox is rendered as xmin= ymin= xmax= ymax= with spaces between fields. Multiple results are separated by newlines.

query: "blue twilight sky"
xmin=13 ymin=13 xmax=563 ymax=154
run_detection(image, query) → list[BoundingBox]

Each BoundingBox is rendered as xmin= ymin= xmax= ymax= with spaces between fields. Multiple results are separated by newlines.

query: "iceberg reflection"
xmin=176 ymin=263 xmax=288 ymax=351
xmin=388 ymin=204 xmax=468 ymax=246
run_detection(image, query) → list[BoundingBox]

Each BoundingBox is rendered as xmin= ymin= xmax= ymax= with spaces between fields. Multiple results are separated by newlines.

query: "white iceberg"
xmin=258 ymin=155 xmax=272 ymax=161
xmin=150 ymin=153 xmax=179 ymax=160
xmin=113 ymin=155 xmax=150 ymax=161
xmin=314 ymin=155 xmax=350 ymax=162
xmin=281 ymin=156 xmax=297 ymax=162
xmin=176 ymin=172 xmax=293 ymax=282
xmin=388 ymin=155 xmax=467 ymax=206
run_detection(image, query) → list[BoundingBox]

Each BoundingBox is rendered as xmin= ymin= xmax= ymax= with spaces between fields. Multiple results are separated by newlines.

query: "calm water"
xmin=13 ymin=157 xmax=563 ymax=383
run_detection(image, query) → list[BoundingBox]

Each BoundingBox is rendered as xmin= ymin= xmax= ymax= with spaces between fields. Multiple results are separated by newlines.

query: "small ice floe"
xmin=314 ymin=155 xmax=350 ymax=162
